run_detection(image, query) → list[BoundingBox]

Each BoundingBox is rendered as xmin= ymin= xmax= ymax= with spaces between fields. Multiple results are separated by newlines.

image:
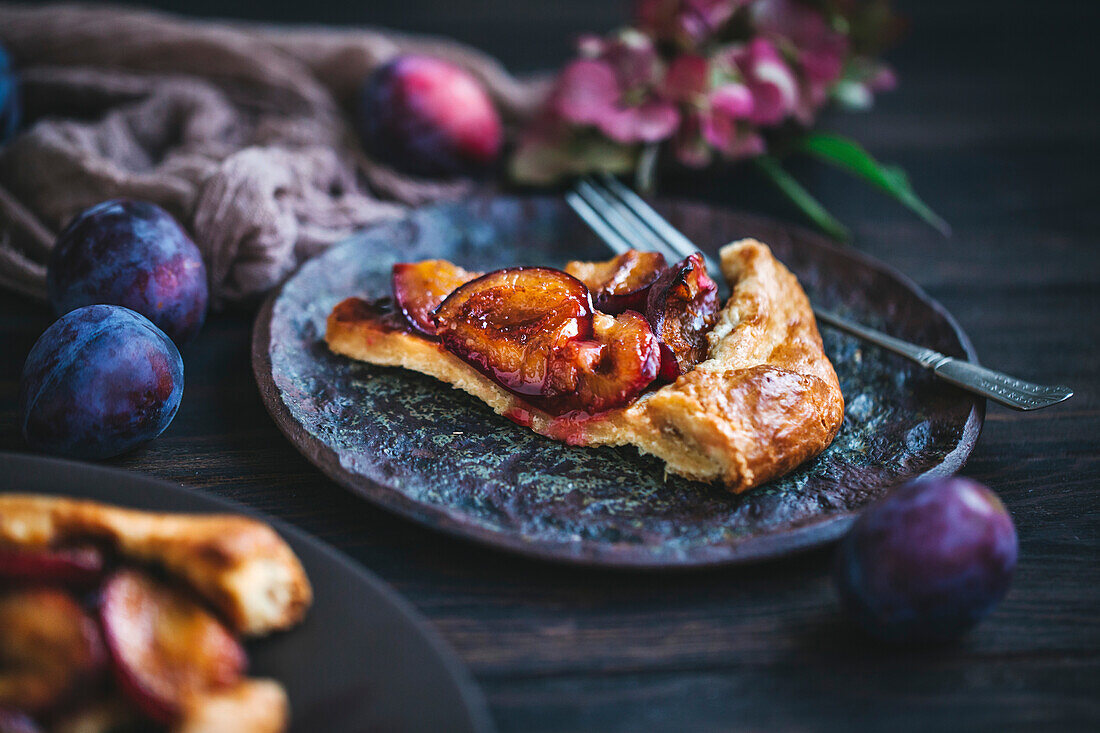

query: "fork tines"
xmin=566 ymin=174 xmax=725 ymax=282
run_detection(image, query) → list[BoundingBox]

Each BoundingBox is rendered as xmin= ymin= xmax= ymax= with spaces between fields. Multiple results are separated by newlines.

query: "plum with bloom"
xmin=48 ymin=200 xmax=208 ymax=346
xmin=833 ymin=477 xmax=1018 ymax=643
xmin=19 ymin=305 xmax=184 ymax=460
xmin=356 ymin=55 xmax=503 ymax=178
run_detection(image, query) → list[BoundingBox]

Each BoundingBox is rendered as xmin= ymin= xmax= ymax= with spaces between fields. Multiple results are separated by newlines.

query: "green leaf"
xmin=509 ymin=132 xmax=635 ymax=185
xmin=797 ymin=132 xmax=951 ymax=237
xmin=755 ymin=156 xmax=851 ymax=242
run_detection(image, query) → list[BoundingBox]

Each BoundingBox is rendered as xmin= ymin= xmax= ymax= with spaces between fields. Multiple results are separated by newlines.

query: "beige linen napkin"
xmin=0 ymin=3 xmax=542 ymax=305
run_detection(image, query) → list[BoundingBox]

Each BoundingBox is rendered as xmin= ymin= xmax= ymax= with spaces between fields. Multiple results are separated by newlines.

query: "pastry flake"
xmin=0 ymin=494 xmax=311 ymax=636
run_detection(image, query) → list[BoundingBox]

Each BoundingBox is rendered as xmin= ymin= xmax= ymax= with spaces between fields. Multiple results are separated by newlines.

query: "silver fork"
xmin=566 ymin=173 xmax=1074 ymax=411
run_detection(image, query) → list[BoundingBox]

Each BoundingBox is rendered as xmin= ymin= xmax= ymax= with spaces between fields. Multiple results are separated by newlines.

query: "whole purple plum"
xmin=19 ymin=305 xmax=184 ymax=460
xmin=834 ymin=477 xmax=1018 ymax=643
xmin=47 ymin=200 xmax=208 ymax=345
xmin=356 ymin=55 xmax=503 ymax=178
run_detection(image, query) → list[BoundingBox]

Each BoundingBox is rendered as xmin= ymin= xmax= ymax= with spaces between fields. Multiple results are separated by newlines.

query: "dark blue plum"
xmin=0 ymin=41 xmax=20 ymax=144
xmin=356 ymin=55 xmax=502 ymax=178
xmin=19 ymin=305 xmax=184 ymax=460
xmin=834 ymin=477 xmax=1018 ymax=643
xmin=48 ymin=200 xmax=208 ymax=345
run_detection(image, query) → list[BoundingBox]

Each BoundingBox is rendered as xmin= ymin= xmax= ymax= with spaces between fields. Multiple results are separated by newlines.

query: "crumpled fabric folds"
xmin=0 ymin=4 xmax=540 ymax=305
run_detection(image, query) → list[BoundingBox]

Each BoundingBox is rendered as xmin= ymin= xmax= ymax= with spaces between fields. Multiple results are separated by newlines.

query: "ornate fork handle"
xmin=813 ymin=308 xmax=1073 ymax=411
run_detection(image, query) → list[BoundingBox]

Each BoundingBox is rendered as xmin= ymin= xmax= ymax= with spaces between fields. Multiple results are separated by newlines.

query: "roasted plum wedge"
xmin=0 ymin=589 xmax=107 ymax=713
xmin=565 ymin=250 xmax=667 ymax=315
xmin=99 ymin=570 xmax=246 ymax=724
xmin=434 ymin=267 xmax=595 ymax=397
xmin=432 ymin=267 xmax=663 ymax=414
xmin=393 ymin=260 xmax=480 ymax=335
xmin=0 ymin=545 xmax=105 ymax=587
xmin=645 ymin=253 xmax=720 ymax=373
xmin=559 ymin=311 xmax=661 ymax=414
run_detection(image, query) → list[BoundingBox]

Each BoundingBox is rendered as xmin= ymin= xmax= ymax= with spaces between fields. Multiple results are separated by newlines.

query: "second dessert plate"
xmin=253 ymin=195 xmax=983 ymax=568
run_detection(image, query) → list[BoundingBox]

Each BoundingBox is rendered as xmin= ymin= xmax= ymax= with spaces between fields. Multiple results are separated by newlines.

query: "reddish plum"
xmin=99 ymin=570 xmax=246 ymax=724
xmin=19 ymin=305 xmax=184 ymax=460
xmin=356 ymin=55 xmax=503 ymax=177
xmin=48 ymin=200 xmax=208 ymax=345
xmin=833 ymin=477 xmax=1018 ymax=643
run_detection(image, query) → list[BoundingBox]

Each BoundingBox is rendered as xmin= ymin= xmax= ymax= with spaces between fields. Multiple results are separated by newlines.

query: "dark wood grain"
xmin=2 ymin=0 xmax=1099 ymax=731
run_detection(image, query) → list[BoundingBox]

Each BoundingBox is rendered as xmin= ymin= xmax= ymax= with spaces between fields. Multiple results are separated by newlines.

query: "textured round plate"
xmin=253 ymin=196 xmax=983 ymax=568
xmin=0 ymin=452 xmax=494 ymax=733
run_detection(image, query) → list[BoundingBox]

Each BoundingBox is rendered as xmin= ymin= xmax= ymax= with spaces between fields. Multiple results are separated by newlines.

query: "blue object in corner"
xmin=0 ymin=42 xmax=21 ymax=144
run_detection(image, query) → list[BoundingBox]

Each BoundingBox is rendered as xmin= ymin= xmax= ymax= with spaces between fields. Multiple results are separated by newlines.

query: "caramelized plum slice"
xmin=0 ymin=589 xmax=106 ymax=712
xmin=0 ymin=545 xmax=104 ymax=587
xmin=562 ymin=311 xmax=661 ymax=413
xmin=565 ymin=250 xmax=667 ymax=314
xmin=392 ymin=260 xmax=480 ymax=335
xmin=99 ymin=570 xmax=246 ymax=724
xmin=645 ymin=253 xmax=719 ymax=372
xmin=434 ymin=267 xmax=594 ymax=396
xmin=656 ymin=342 xmax=682 ymax=382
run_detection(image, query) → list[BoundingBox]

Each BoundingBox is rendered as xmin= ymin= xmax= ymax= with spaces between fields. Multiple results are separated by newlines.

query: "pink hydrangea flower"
xmin=724 ymin=38 xmax=800 ymax=126
xmin=700 ymin=83 xmax=764 ymax=160
xmin=512 ymin=0 xmax=901 ymax=184
xmin=636 ymin=0 xmax=747 ymax=47
xmin=753 ymin=0 xmax=849 ymax=120
xmin=551 ymin=31 xmax=680 ymax=144
xmin=662 ymin=54 xmax=710 ymax=102
xmin=663 ymin=54 xmax=760 ymax=162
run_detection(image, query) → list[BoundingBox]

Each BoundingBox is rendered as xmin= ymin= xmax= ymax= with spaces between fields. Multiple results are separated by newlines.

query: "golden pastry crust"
xmin=176 ymin=678 xmax=288 ymax=733
xmin=325 ymin=239 xmax=844 ymax=493
xmin=0 ymin=495 xmax=312 ymax=637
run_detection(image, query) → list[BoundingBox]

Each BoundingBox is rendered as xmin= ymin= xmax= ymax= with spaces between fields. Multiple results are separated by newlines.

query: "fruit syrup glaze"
xmin=353 ymin=252 xmax=720 ymax=442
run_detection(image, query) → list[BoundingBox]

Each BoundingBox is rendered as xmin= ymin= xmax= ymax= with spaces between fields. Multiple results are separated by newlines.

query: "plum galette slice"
xmin=326 ymin=239 xmax=845 ymax=493
xmin=0 ymin=494 xmax=312 ymax=733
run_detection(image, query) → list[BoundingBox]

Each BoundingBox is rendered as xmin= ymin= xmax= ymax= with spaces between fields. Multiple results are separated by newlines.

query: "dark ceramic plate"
xmin=253 ymin=196 xmax=983 ymax=569
xmin=0 ymin=452 xmax=494 ymax=733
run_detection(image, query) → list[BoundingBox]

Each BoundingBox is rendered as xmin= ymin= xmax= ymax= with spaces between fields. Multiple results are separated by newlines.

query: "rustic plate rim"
xmin=251 ymin=196 xmax=985 ymax=570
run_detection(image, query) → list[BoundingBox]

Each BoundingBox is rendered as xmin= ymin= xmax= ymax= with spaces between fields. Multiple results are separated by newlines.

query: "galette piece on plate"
xmin=326 ymin=239 xmax=844 ymax=493
xmin=0 ymin=494 xmax=312 ymax=733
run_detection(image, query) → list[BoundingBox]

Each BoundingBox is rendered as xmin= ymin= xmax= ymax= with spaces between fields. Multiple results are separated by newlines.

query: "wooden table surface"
xmin=2 ymin=1 xmax=1098 ymax=730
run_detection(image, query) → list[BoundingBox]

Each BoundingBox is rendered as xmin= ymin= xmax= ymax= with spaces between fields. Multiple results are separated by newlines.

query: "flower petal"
xmin=709 ymin=83 xmax=754 ymax=119
xmin=673 ymin=111 xmax=712 ymax=167
xmin=603 ymin=29 xmax=661 ymax=89
xmin=737 ymin=39 xmax=799 ymax=125
xmin=552 ymin=59 xmax=621 ymax=125
xmin=663 ymin=54 xmax=710 ymax=102
xmin=598 ymin=101 xmax=680 ymax=143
